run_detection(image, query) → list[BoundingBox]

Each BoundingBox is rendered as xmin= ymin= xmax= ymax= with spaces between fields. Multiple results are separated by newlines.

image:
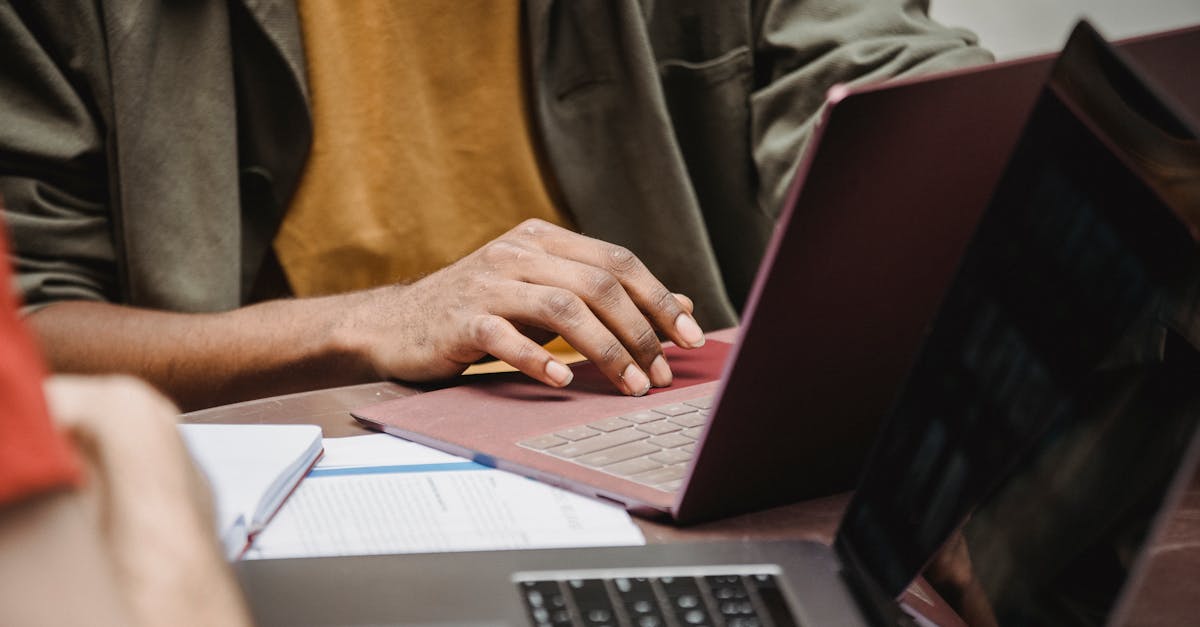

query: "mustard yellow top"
xmin=277 ymin=0 xmax=570 ymax=297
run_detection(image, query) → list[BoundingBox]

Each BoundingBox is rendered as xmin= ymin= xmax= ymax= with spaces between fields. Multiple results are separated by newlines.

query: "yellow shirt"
xmin=278 ymin=0 xmax=570 ymax=297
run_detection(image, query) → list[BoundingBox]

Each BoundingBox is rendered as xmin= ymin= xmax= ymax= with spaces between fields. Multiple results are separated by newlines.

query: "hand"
xmin=923 ymin=528 xmax=999 ymax=627
xmin=338 ymin=219 xmax=707 ymax=396
xmin=45 ymin=375 xmax=252 ymax=627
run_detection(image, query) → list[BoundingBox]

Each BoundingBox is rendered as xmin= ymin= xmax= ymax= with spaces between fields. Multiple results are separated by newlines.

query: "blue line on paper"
xmin=307 ymin=462 xmax=488 ymax=478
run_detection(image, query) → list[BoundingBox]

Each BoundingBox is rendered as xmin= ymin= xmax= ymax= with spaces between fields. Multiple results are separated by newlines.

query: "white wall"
xmin=930 ymin=0 xmax=1200 ymax=59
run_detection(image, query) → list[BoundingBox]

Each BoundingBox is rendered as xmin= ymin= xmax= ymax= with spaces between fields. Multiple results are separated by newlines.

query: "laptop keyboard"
xmin=517 ymin=397 xmax=713 ymax=492
xmin=517 ymin=572 xmax=797 ymax=627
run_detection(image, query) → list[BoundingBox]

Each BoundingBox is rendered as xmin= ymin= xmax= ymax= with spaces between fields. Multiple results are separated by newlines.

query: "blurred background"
xmin=931 ymin=0 xmax=1200 ymax=59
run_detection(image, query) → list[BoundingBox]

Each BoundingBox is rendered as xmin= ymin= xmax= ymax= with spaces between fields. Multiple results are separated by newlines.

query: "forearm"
xmin=29 ymin=296 xmax=378 ymax=411
xmin=0 ymin=490 xmax=134 ymax=626
xmin=45 ymin=375 xmax=254 ymax=627
xmin=28 ymin=220 xmax=707 ymax=408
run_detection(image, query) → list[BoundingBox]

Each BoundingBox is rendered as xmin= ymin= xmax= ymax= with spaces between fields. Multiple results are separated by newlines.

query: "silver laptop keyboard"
xmin=518 ymin=397 xmax=713 ymax=492
xmin=518 ymin=572 xmax=796 ymax=627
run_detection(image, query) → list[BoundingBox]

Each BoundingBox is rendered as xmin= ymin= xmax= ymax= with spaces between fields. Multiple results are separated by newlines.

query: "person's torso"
xmin=277 ymin=0 xmax=571 ymax=296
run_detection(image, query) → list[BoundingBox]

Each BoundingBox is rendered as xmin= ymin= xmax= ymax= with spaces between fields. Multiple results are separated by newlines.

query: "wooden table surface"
xmin=185 ymin=380 xmax=1200 ymax=625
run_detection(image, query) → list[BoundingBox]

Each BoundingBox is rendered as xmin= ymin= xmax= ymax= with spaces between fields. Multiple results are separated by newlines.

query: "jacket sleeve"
xmin=751 ymin=0 xmax=995 ymax=213
xmin=0 ymin=3 xmax=119 ymax=312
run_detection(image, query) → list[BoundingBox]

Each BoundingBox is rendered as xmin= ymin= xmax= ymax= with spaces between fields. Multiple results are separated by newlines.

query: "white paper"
xmin=245 ymin=434 xmax=645 ymax=559
xmin=317 ymin=432 xmax=463 ymax=467
xmin=179 ymin=423 xmax=323 ymax=558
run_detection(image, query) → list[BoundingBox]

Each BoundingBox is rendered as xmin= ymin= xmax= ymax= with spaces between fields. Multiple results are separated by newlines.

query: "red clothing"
xmin=0 ymin=217 xmax=80 ymax=506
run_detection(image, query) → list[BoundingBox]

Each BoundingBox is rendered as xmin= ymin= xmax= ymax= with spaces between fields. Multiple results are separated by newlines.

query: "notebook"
xmin=179 ymin=423 xmax=323 ymax=559
xmin=240 ymin=23 xmax=1200 ymax=625
xmin=351 ymin=22 xmax=1198 ymax=524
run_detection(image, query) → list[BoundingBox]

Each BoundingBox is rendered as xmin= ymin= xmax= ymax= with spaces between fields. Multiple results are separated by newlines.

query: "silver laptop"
xmin=239 ymin=23 xmax=1200 ymax=626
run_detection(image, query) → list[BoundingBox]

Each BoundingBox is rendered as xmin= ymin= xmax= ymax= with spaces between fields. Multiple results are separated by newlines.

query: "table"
xmin=186 ymin=381 xmax=1200 ymax=625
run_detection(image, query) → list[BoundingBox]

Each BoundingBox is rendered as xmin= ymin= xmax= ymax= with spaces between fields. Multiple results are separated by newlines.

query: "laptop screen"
xmin=836 ymin=23 xmax=1200 ymax=625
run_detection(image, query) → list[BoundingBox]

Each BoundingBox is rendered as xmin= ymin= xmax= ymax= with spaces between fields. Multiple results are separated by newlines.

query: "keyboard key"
xmin=719 ymin=600 xmax=756 ymax=617
xmin=684 ymin=397 xmax=714 ymax=409
xmin=520 ymin=581 xmax=570 ymax=627
xmin=705 ymin=576 xmax=749 ymax=602
xmin=649 ymin=448 xmax=692 ymax=466
xmin=668 ymin=413 xmax=707 ymax=428
xmin=646 ymin=433 xmax=694 ymax=449
xmin=631 ymin=464 xmax=687 ymax=487
xmin=748 ymin=575 xmax=797 ymax=627
xmin=550 ymin=430 xmax=649 ymax=458
xmin=520 ymin=434 xmax=569 ymax=450
xmin=577 ymin=441 xmax=662 ymax=468
xmin=631 ymin=600 xmax=654 ymax=613
xmin=555 ymin=425 xmax=602 ymax=441
xmin=636 ymin=420 xmax=682 ymax=436
xmin=568 ymin=579 xmax=616 ymax=626
xmin=659 ymin=577 xmax=714 ymax=626
xmin=620 ymin=410 xmax=664 ymax=424
xmin=709 ymin=576 xmax=756 ymax=619
xmin=614 ymin=577 xmax=665 ymax=627
xmin=605 ymin=456 xmax=665 ymax=477
xmin=682 ymin=426 xmax=704 ymax=439
xmin=588 ymin=416 xmax=634 ymax=432
xmin=653 ymin=403 xmax=697 ymax=417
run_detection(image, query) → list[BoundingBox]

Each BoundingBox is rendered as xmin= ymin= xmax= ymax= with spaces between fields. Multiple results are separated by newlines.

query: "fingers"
xmin=465 ymin=314 xmax=575 ymax=389
xmin=384 ymin=220 xmax=706 ymax=396
xmin=510 ymin=220 xmax=706 ymax=349
xmin=673 ymin=293 xmax=694 ymax=314
xmin=488 ymin=282 xmax=654 ymax=396
xmin=499 ymin=247 xmax=672 ymax=388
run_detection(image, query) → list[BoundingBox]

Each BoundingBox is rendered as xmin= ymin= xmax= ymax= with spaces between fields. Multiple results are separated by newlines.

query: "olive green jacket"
xmin=0 ymin=0 xmax=991 ymax=328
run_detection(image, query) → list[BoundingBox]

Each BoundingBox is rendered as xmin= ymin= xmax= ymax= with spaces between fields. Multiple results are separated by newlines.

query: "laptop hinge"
xmin=834 ymin=536 xmax=918 ymax=627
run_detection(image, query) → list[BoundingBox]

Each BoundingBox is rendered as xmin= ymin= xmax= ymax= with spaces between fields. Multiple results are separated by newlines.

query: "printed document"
xmin=245 ymin=434 xmax=644 ymax=559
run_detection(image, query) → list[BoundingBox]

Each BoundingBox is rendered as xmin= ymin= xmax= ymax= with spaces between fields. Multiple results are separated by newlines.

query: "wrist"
xmin=321 ymin=287 xmax=395 ymax=381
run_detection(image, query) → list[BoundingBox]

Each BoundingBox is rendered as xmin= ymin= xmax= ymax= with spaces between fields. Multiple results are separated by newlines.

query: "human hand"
xmin=924 ymin=528 xmax=998 ymax=627
xmin=338 ymin=219 xmax=706 ymax=396
xmin=45 ymin=375 xmax=251 ymax=627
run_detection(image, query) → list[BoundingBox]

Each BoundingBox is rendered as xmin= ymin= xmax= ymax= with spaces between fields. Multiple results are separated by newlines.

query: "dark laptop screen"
xmin=836 ymin=23 xmax=1200 ymax=626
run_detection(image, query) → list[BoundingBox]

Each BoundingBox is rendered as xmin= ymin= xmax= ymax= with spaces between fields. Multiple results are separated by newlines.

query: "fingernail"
xmin=621 ymin=363 xmax=650 ymax=397
xmin=674 ymin=313 xmax=705 ymax=347
xmin=545 ymin=360 xmax=574 ymax=387
xmin=648 ymin=355 xmax=673 ymax=388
